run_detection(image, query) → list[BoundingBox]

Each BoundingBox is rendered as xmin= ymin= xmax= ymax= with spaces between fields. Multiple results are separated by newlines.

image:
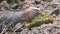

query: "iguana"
xmin=0 ymin=7 xmax=40 ymax=34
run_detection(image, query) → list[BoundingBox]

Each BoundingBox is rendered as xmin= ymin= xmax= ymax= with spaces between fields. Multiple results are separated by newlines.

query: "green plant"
xmin=24 ymin=12 xmax=55 ymax=28
xmin=9 ymin=0 xmax=22 ymax=9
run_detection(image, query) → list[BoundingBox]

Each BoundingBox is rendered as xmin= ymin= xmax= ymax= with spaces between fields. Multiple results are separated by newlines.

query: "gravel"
xmin=1 ymin=0 xmax=60 ymax=34
xmin=19 ymin=22 xmax=60 ymax=34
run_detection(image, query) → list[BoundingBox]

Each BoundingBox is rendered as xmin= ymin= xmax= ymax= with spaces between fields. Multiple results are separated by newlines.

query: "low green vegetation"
xmin=25 ymin=12 xmax=54 ymax=28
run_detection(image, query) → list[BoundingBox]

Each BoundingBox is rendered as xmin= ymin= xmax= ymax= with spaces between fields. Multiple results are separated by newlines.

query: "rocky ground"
xmin=0 ymin=0 xmax=60 ymax=34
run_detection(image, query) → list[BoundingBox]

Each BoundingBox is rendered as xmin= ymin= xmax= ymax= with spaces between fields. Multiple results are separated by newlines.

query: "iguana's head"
xmin=24 ymin=7 xmax=40 ymax=22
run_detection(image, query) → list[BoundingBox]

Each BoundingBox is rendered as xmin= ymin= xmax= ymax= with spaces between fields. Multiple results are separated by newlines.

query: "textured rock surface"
xmin=0 ymin=0 xmax=60 ymax=34
xmin=19 ymin=22 xmax=60 ymax=34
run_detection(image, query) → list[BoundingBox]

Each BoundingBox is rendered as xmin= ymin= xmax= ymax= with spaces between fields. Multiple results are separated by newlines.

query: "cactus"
xmin=24 ymin=12 xmax=55 ymax=28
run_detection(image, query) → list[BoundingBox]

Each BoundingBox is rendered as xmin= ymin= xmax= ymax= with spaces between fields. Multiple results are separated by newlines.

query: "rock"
xmin=44 ymin=3 xmax=59 ymax=15
xmin=19 ymin=22 xmax=60 ymax=34
xmin=51 ymin=8 xmax=59 ymax=16
xmin=42 ymin=0 xmax=53 ymax=2
xmin=40 ymin=0 xmax=53 ymax=5
xmin=21 ymin=29 xmax=29 ymax=34
xmin=35 ymin=0 xmax=41 ymax=4
xmin=0 ymin=1 xmax=9 ymax=11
